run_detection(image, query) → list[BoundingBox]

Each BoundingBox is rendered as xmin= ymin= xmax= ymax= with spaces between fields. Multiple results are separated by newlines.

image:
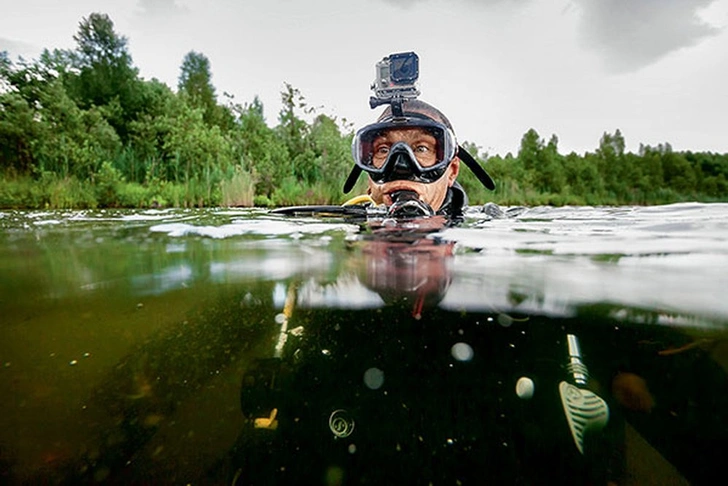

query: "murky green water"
xmin=1 ymin=204 xmax=727 ymax=484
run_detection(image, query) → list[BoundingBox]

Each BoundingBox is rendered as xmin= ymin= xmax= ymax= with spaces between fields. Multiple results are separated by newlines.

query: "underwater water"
xmin=1 ymin=203 xmax=726 ymax=484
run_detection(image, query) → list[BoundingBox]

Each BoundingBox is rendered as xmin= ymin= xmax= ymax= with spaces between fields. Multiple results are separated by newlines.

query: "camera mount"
xmin=369 ymin=51 xmax=420 ymax=116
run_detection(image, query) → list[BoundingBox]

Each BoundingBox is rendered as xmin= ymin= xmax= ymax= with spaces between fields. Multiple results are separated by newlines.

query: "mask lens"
xmin=370 ymin=129 xmax=439 ymax=169
xmin=410 ymin=130 xmax=440 ymax=167
xmin=352 ymin=119 xmax=456 ymax=183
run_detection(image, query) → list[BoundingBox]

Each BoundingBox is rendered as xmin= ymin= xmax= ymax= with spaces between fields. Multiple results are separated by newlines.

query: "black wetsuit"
xmin=436 ymin=182 xmax=468 ymax=219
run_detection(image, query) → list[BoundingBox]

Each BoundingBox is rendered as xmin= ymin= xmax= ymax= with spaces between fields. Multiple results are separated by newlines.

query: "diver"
xmin=275 ymin=51 xmax=495 ymax=222
xmin=343 ymin=98 xmax=494 ymax=220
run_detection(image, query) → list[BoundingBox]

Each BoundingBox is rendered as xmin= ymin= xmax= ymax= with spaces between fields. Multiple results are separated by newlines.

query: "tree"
xmin=178 ymin=51 xmax=218 ymax=125
xmin=278 ymin=83 xmax=310 ymax=156
xmin=235 ymin=96 xmax=291 ymax=196
xmin=32 ymin=79 xmax=122 ymax=179
xmin=0 ymin=91 xmax=38 ymax=173
xmin=595 ymin=129 xmax=628 ymax=199
xmin=74 ymin=13 xmax=131 ymax=68
xmin=68 ymin=13 xmax=140 ymax=140
xmin=517 ymin=128 xmax=565 ymax=195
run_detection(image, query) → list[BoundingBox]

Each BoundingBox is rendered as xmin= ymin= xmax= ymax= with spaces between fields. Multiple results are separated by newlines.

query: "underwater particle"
xmin=516 ymin=377 xmax=535 ymax=399
xmin=136 ymin=303 xmax=143 ymax=310
xmin=93 ymin=467 xmax=110 ymax=482
xmin=611 ymin=372 xmax=654 ymax=412
xmin=143 ymin=414 xmax=164 ymax=427
xmin=363 ymin=367 xmax=385 ymax=390
xmin=451 ymin=342 xmax=474 ymax=362
xmin=325 ymin=466 xmax=344 ymax=485
xmin=69 ymin=360 xmax=78 ymax=366
xmin=275 ymin=313 xmax=287 ymax=324
xmin=348 ymin=443 xmax=357 ymax=454
xmin=497 ymin=314 xmax=513 ymax=327
xmin=328 ymin=409 xmax=355 ymax=438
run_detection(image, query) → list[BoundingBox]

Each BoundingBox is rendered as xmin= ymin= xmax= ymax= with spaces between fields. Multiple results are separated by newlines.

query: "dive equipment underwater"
xmin=559 ymin=334 xmax=610 ymax=454
xmin=239 ymin=283 xmax=298 ymax=432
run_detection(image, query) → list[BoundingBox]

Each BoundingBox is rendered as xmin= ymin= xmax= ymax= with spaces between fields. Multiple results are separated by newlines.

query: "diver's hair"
xmin=377 ymin=100 xmax=455 ymax=132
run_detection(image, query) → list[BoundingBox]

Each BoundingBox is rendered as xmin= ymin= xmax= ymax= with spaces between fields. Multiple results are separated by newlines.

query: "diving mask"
xmin=351 ymin=116 xmax=457 ymax=185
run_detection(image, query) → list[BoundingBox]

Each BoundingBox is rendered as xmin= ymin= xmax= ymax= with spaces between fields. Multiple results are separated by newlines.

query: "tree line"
xmin=1 ymin=13 xmax=726 ymax=209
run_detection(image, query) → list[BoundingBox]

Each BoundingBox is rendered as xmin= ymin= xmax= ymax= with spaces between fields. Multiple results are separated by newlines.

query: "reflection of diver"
xmin=354 ymin=219 xmax=454 ymax=319
xmin=230 ymin=228 xmax=619 ymax=485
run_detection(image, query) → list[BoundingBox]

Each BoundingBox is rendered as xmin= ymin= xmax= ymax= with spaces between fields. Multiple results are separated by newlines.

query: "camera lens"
xmin=390 ymin=52 xmax=418 ymax=84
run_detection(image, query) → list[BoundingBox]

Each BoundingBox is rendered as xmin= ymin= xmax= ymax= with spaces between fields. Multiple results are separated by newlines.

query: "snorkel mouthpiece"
xmin=387 ymin=190 xmax=434 ymax=218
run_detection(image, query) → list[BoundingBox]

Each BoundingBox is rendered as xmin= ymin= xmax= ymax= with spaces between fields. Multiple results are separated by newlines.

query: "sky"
xmin=1 ymin=0 xmax=727 ymax=156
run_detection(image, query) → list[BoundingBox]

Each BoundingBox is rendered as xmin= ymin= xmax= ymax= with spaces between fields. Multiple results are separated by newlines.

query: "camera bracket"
xmin=369 ymin=52 xmax=420 ymax=117
xmin=369 ymin=95 xmax=406 ymax=117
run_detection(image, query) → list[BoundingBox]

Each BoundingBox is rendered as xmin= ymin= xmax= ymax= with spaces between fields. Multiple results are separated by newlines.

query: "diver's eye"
xmin=371 ymin=143 xmax=390 ymax=168
xmin=414 ymin=144 xmax=430 ymax=154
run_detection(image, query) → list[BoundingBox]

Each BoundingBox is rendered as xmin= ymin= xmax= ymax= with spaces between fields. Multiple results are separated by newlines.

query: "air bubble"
xmin=363 ymin=367 xmax=385 ymax=390
xmin=451 ymin=342 xmax=474 ymax=362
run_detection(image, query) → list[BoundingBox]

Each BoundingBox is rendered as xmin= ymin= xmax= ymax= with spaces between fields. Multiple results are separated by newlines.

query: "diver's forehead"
xmin=375 ymin=127 xmax=434 ymax=140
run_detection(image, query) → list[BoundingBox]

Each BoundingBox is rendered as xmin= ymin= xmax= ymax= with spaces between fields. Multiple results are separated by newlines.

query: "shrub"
xmin=221 ymin=166 xmax=256 ymax=207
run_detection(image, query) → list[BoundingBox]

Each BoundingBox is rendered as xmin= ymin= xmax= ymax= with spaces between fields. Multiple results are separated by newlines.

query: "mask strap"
xmin=343 ymin=166 xmax=362 ymax=193
xmin=457 ymin=146 xmax=496 ymax=190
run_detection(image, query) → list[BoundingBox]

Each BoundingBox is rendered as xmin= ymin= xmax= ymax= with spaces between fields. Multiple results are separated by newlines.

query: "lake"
xmin=1 ymin=203 xmax=727 ymax=484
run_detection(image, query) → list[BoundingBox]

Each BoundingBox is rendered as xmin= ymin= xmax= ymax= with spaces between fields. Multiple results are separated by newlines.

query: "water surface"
xmin=1 ymin=204 xmax=726 ymax=484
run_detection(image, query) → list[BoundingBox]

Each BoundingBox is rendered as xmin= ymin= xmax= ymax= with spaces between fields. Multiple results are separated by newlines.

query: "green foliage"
xmin=1 ymin=13 xmax=727 ymax=209
xmin=95 ymin=160 xmax=125 ymax=207
xmin=221 ymin=165 xmax=256 ymax=207
xmin=233 ymin=96 xmax=292 ymax=197
xmin=177 ymin=51 xmax=232 ymax=129
xmin=66 ymin=13 xmax=142 ymax=141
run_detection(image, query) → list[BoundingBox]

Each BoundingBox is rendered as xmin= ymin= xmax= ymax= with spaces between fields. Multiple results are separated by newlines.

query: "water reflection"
xmin=353 ymin=216 xmax=454 ymax=319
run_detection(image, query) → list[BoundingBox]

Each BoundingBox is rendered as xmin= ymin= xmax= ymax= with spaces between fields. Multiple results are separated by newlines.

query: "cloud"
xmin=379 ymin=0 xmax=528 ymax=7
xmin=574 ymin=0 xmax=722 ymax=73
xmin=136 ymin=0 xmax=187 ymax=17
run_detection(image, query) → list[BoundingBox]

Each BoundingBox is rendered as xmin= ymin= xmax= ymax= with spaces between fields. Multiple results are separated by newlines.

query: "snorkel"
xmin=343 ymin=52 xmax=496 ymax=218
xmin=387 ymin=190 xmax=435 ymax=218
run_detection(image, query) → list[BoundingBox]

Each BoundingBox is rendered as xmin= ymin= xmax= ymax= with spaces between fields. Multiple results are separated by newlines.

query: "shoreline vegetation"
xmin=2 ymin=14 xmax=727 ymax=210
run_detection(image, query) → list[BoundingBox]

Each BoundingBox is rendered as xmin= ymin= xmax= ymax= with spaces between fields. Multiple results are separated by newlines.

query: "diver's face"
xmin=366 ymin=127 xmax=460 ymax=211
